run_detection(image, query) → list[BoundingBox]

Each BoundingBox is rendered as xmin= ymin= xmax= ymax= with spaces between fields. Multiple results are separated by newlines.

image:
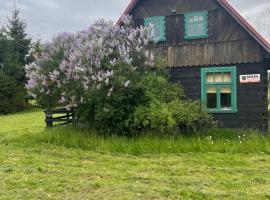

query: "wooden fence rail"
xmin=44 ymin=107 xmax=77 ymax=128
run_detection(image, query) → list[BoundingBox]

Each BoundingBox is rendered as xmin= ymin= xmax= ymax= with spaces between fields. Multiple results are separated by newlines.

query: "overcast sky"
xmin=0 ymin=0 xmax=269 ymax=41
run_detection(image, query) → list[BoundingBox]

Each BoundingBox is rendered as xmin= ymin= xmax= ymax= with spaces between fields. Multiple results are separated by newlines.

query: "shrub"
xmin=77 ymin=72 xmax=216 ymax=135
xmin=25 ymin=17 xmax=216 ymax=135
xmin=131 ymin=74 xmax=216 ymax=135
xmin=132 ymin=101 xmax=176 ymax=133
xmin=25 ymin=18 xmax=154 ymax=109
xmin=168 ymin=100 xmax=216 ymax=133
xmin=0 ymin=72 xmax=27 ymax=114
xmin=77 ymin=86 xmax=146 ymax=134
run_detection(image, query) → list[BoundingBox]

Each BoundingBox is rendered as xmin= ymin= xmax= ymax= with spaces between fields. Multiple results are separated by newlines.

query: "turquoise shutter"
xmin=144 ymin=16 xmax=166 ymax=42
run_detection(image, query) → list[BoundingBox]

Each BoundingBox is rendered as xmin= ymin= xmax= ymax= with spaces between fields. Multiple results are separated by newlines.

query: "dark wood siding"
xmin=170 ymin=64 xmax=269 ymax=131
xmin=149 ymin=40 xmax=262 ymax=67
xmin=131 ymin=0 xmax=220 ymax=18
xmin=264 ymin=52 xmax=270 ymax=70
xmin=130 ymin=0 xmax=269 ymax=131
xmin=131 ymin=0 xmax=264 ymax=67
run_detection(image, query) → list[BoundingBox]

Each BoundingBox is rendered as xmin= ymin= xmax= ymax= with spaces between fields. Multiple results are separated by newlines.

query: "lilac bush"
xmin=25 ymin=17 xmax=154 ymax=108
xmin=25 ymin=17 xmax=215 ymax=135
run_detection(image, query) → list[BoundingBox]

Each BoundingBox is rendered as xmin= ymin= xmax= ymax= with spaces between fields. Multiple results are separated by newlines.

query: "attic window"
xmin=144 ymin=16 xmax=166 ymax=42
xmin=184 ymin=11 xmax=208 ymax=39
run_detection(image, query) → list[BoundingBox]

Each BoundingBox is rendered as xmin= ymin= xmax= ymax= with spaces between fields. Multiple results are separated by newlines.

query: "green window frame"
xmin=144 ymin=16 xmax=166 ymax=42
xmin=184 ymin=11 xmax=208 ymax=39
xmin=201 ymin=67 xmax=237 ymax=113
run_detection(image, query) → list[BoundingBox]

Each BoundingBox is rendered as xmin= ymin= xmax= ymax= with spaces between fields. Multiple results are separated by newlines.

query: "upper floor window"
xmin=144 ymin=16 xmax=166 ymax=42
xmin=184 ymin=11 xmax=208 ymax=39
xmin=201 ymin=67 xmax=237 ymax=113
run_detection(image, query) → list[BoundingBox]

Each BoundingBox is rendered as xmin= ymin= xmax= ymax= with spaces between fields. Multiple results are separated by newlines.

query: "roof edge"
xmin=116 ymin=0 xmax=137 ymax=25
xmin=217 ymin=0 xmax=270 ymax=53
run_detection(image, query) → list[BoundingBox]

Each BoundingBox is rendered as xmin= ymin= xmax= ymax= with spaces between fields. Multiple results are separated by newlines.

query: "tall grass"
xmin=25 ymin=126 xmax=270 ymax=155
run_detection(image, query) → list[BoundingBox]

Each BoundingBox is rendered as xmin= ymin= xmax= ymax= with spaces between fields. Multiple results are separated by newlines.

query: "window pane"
xmin=188 ymin=23 xmax=204 ymax=36
xmin=214 ymin=73 xmax=223 ymax=83
xmin=223 ymin=73 xmax=231 ymax=82
xmin=206 ymin=73 xmax=214 ymax=83
xmin=206 ymin=87 xmax=217 ymax=109
xmin=198 ymin=16 xmax=203 ymax=22
xmin=221 ymin=87 xmax=232 ymax=109
xmin=149 ymin=21 xmax=161 ymax=40
xmin=207 ymin=72 xmax=232 ymax=83
xmin=189 ymin=16 xmax=194 ymax=23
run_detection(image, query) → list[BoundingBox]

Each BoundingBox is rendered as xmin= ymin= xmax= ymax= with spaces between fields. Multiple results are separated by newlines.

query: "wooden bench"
xmin=44 ymin=107 xmax=77 ymax=128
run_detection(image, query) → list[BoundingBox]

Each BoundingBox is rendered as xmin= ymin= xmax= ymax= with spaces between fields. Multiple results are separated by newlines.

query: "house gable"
xmin=118 ymin=0 xmax=266 ymax=67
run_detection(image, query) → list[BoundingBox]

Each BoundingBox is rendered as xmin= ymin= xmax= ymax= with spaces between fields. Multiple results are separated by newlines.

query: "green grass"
xmin=22 ymin=126 xmax=269 ymax=155
xmin=1 ymin=110 xmax=270 ymax=199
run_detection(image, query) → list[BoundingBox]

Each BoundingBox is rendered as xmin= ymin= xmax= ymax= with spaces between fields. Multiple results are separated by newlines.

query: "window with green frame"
xmin=201 ymin=67 xmax=237 ymax=113
xmin=184 ymin=11 xmax=208 ymax=39
xmin=144 ymin=16 xmax=166 ymax=42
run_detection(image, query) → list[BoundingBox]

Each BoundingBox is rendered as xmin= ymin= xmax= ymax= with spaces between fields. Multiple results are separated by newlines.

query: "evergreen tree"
xmin=0 ymin=33 xmax=22 ymax=83
xmin=7 ymin=5 xmax=31 ymax=65
xmin=0 ymin=4 xmax=32 ymax=114
xmin=4 ymin=5 xmax=31 ymax=83
xmin=0 ymin=71 xmax=26 ymax=114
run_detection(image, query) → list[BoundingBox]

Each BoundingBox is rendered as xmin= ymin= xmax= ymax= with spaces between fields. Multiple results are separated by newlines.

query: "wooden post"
xmin=71 ymin=108 xmax=76 ymax=125
xmin=67 ymin=110 xmax=70 ymax=122
xmin=44 ymin=110 xmax=53 ymax=128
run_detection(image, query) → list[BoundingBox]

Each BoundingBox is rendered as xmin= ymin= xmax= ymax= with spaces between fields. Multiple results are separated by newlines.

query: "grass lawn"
xmin=1 ymin=110 xmax=270 ymax=199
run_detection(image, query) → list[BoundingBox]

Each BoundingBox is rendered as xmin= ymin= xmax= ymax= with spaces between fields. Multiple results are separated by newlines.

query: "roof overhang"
xmin=117 ymin=0 xmax=270 ymax=53
xmin=217 ymin=0 xmax=270 ymax=53
xmin=116 ymin=0 xmax=137 ymax=25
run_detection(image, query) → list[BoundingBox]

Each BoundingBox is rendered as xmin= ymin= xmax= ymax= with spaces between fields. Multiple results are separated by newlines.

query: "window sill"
xmin=206 ymin=109 xmax=238 ymax=114
xmin=149 ymin=38 xmax=166 ymax=43
xmin=184 ymin=35 xmax=208 ymax=40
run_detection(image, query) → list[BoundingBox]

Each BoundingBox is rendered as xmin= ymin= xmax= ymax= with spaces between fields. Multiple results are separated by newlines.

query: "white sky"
xmin=0 ymin=0 xmax=269 ymax=41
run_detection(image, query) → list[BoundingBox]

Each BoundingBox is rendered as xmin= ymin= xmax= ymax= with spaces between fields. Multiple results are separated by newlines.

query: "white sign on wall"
xmin=240 ymin=74 xmax=261 ymax=83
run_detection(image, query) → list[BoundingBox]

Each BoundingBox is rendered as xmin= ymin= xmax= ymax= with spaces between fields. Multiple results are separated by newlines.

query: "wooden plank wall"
xmin=131 ymin=0 xmax=264 ymax=67
xmin=132 ymin=0 xmax=220 ymax=18
xmin=170 ymin=63 xmax=269 ymax=131
xmin=149 ymin=40 xmax=262 ymax=67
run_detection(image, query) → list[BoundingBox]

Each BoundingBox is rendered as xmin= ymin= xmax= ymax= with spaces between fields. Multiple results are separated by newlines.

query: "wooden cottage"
xmin=117 ymin=0 xmax=270 ymax=131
